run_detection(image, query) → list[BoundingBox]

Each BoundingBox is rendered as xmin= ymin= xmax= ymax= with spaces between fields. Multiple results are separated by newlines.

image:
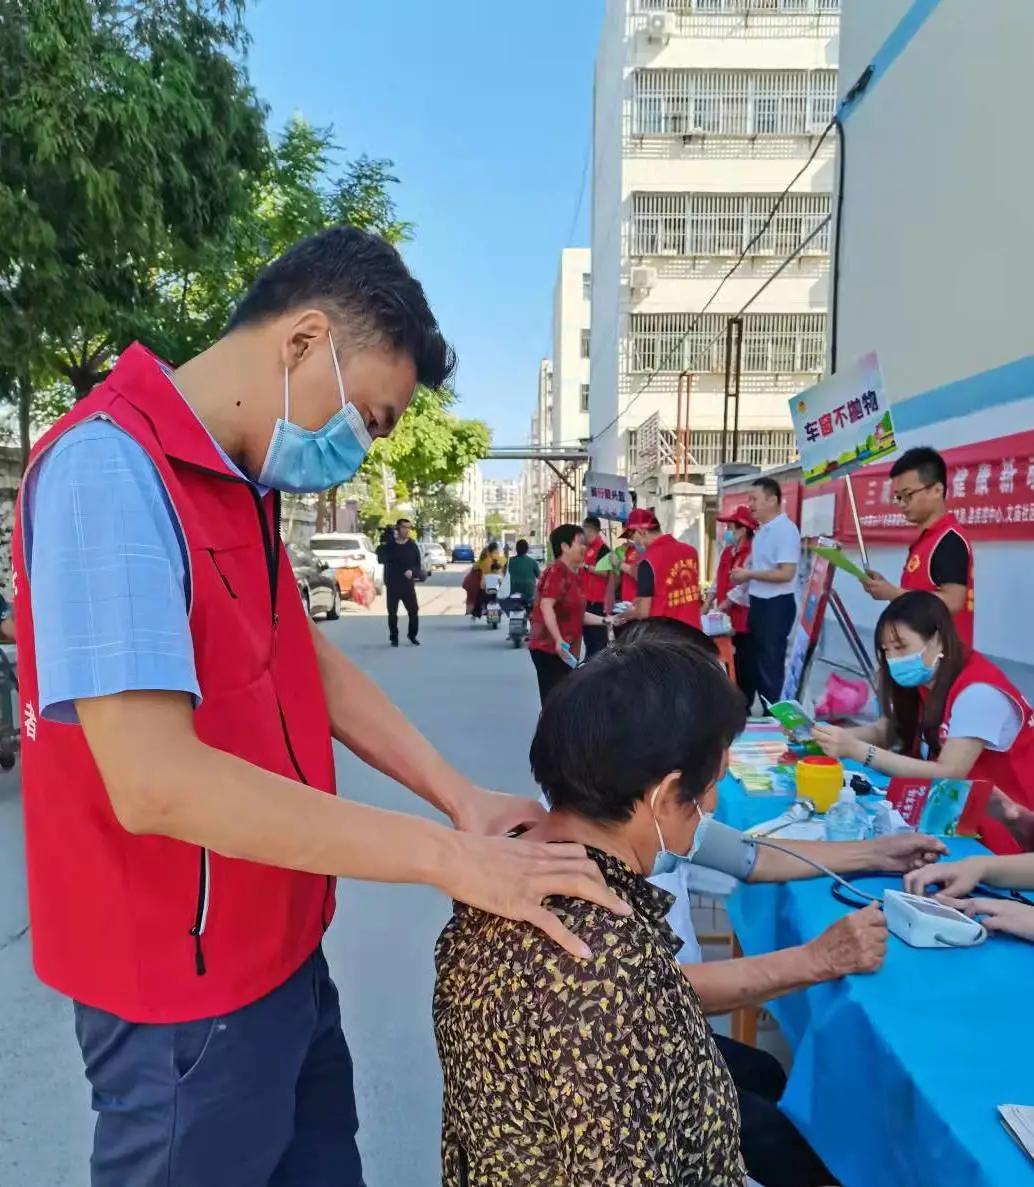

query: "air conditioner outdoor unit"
xmin=631 ymin=266 xmax=658 ymax=293
xmin=644 ymin=12 xmax=675 ymax=44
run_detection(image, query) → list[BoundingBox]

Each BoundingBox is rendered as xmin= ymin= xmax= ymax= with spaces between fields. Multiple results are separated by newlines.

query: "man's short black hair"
xmin=752 ymin=476 xmax=782 ymax=503
xmin=531 ymin=638 xmax=745 ymax=823
xmin=225 ymin=226 xmax=456 ymax=390
xmin=396 ymin=517 xmax=412 ymax=528
xmin=583 ymin=515 xmax=602 ymax=532
xmin=515 ymin=539 xmax=530 ymax=556
xmin=890 ymin=446 xmax=947 ymax=495
xmin=614 ymin=616 xmax=720 ymax=660
xmin=550 ymin=523 xmax=584 ymax=560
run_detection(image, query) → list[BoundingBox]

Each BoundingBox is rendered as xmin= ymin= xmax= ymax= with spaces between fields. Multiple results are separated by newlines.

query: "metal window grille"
xmin=580 ymin=384 xmax=591 ymax=413
xmin=632 ymin=69 xmax=838 ymax=136
xmin=628 ymin=312 xmax=827 ymax=373
xmin=631 ymin=192 xmax=830 ymax=257
xmin=580 ymin=330 xmax=591 ymax=359
xmin=636 ymin=1 xmax=839 ymax=12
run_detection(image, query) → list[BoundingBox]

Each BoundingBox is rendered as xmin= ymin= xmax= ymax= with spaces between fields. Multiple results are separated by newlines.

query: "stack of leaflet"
xmin=729 ymin=725 xmax=791 ymax=794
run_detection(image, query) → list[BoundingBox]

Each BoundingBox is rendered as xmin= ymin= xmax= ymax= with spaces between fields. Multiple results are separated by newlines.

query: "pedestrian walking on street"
xmin=12 ymin=226 xmax=626 ymax=1187
xmin=729 ymin=477 xmax=801 ymax=708
xmin=383 ymin=516 xmax=422 ymax=646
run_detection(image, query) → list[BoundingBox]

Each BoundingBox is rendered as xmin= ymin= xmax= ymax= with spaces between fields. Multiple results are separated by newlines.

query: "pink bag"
xmin=350 ymin=574 xmax=377 ymax=608
xmin=814 ymin=672 xmax=869 ymax=719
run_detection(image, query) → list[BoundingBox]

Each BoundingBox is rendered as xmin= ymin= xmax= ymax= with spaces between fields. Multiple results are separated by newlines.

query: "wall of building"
xmin=591 ymin=0 xmax=839 ymax=476
xmin=828 ymin=0 xmax=1034 ymax=691
xmin=0 ymin=447 xmax=21 ymax=597
xmin=551 ymin=247 xmax=592 ymax=450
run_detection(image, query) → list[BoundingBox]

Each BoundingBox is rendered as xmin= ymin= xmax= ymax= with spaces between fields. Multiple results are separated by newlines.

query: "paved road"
xmin=0 ymin=568 xmax=542 ymax=1186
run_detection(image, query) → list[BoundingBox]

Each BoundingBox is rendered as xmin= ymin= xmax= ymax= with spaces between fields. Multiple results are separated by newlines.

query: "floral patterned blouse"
xmin=433 ymin=847 xmax=745 ymax=1186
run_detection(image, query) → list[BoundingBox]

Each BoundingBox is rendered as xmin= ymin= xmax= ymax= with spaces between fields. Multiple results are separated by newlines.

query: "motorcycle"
xmin=501 ymin=594 xmax=530 ymax=648
xmin=483 ymin=589 xmax=502 ymax=630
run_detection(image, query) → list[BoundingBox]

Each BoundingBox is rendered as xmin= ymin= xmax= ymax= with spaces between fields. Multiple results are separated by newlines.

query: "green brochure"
xmin=814 ymin=546 xmax=868 ymax=582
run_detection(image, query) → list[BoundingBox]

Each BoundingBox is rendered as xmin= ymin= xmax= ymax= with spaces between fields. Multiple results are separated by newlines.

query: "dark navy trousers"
xmin=74 ymin=948 xmax=364 ymax=1187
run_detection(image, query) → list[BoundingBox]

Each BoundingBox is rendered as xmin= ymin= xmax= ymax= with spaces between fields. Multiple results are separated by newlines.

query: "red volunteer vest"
xmin=938 ymin=653 xmax=1034 ymax=855
xmin=901 ymin=512 xmax=974 ymax=647
xmin=13 ymin=344 xmax=337 ymax=1023
xmin=715 ymin=540 xmax=752 ymax=634
xmin=643 ymin=535 xmax=703 ymax=629
xmin=578 ymin=535 xmax=610 ymax=605
xmin=619 ymin=545 xmax=640 ymax=605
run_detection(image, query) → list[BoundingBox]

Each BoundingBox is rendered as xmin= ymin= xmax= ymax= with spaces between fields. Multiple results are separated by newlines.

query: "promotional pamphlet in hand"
xmin=813 ymin=545 xmax=869 ymax=582
xmin=886 ymin=778 xmax=994 ymax=837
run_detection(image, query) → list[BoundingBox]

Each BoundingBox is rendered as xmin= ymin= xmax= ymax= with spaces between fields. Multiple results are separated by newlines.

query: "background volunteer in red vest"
xmin=706 ymin=504 xmax=757 ymax=710
xmin=622 ymin=507 xmax=703 ymax=631
xmin=12 ymin=227 xmax=626 ymax=1187
xmin=578 ymin=515 xmax=611 ymax=657
xmin=729 ymin=477 xmax=801 ymax=708
xmin=812 ymin=592 xmax=1034 ymax=855
xmin=528 ymin=523 xmax=614 ymax=704
xmin=863 ymin=446 xmax=975 ymax=646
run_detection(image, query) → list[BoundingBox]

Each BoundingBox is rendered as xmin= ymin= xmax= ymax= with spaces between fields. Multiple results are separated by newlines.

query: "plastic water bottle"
xmin=825 ymin=785 xmax=871 ymax=842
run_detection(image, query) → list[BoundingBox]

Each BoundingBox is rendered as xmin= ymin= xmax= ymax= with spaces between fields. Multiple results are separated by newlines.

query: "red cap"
xmin=717 ymin=504 xmax=757 ymax=532
xmin=620 ymin=507 xmax=661 ymax=537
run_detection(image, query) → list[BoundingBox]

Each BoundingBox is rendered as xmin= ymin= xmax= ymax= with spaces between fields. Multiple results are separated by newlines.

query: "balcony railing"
xmin=629 ymin=191 xmax=831 ymax=258
xmin=628 ymin=313 xmax=827 ymax=375
xmin=628 ymin=414 xmax=799 ymax=482
xmin=631 ymin=2 xmax=839 ymax=40
xmin=631 ymin=69 xmax=838 ymax=138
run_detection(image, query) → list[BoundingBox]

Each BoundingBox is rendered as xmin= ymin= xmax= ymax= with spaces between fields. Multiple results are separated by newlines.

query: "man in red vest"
xmin=863 ymin=446 xmax=975 ymax=645
xmin=12 ymin=228 xmax=623 ymax=1186
xmin=621 ymin=507 xmax=703 ymax=630
xmin=578 ymin=515 xmax=611 ymax=657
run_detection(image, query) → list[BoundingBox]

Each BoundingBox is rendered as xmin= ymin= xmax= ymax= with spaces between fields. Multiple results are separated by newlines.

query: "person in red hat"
xmin=708 ymin=504 xmax=757 ymax=707
xmin=620 ymin=508 xmax=703 ymax=631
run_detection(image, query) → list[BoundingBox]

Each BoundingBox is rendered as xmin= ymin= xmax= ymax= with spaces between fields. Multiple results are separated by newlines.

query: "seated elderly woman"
xmin=434 ymin=636 xmax=750 ymax=1185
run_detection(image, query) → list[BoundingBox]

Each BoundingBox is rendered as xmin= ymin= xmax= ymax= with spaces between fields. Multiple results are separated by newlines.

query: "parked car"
xmin=451 ymin=544 xmax=475 ymax=564
xmin=420 ymin=541 xmax=448 ymax=574
xmin=287 ymin=543 xmax=341 ymax=621
xmin=309 ymin=532 xmax=383 ymax=592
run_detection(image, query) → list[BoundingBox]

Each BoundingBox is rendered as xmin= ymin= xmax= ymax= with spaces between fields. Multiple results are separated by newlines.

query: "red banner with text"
xmin=826 ymin=429 xmax=1034 ymax=544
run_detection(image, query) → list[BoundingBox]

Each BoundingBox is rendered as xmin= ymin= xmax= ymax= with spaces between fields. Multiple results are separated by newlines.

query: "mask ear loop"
xmin=327 ymin=329 xmax=347 ymax=410
xmin=649 ymin=786 xmax=667 ymax=856
xmin=282 ymin=364 xmax=291 ymax=425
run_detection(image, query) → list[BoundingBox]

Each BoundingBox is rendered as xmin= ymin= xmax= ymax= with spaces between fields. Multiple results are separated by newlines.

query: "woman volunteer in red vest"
xmin=863 ymin=446 xmax=975 ymax=646
xmin=813 ymin=591 xmax=1034 ymax=854
xmin=707 ymin=504 xmax=757 ymax=707
xmin=11 ymin=228 xmax=623 ymax=1187
xmin=621 ymin=507 xmax=703 ymax=630
xmin=578 ymin=515 xmax=612 ymax=658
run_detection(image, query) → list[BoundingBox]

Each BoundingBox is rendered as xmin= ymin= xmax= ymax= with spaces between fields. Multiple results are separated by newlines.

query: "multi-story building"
xmin=520 ymin=359 xmax=554 ymax=544
xmin=551 ymin=248 xmax=593 ymax=452
xmin=484 ymin=478 xmax=522 ymax=526
xmin=454 ymin=462 xmax=485 ymax=550
xmin=590 ymin=0 xmax=840 ymax=520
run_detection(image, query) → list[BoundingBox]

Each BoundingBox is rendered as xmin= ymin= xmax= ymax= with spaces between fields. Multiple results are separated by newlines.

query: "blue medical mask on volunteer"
xmin=258 ymin=331 xmax=373 ymax=494
xmin=886 ymin=641 xmax=941 ymax=688
xmin=649 ymin=789 xmax=709 ymax=877
xmin=722 ymin=529 xmax=736 ymax=546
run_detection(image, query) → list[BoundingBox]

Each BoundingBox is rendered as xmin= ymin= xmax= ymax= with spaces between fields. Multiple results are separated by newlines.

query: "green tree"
xmin=485 ymin=511 xmax=506 ymax=542
xmin=0 ymin=0 xmax=268 ymax=459
xmin=418 ymin=485 xmax=468 ymax=538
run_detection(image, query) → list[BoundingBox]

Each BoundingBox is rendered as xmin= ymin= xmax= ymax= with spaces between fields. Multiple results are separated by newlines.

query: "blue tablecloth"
xmin=717 ymin=771 xmax=1034 ymax=1187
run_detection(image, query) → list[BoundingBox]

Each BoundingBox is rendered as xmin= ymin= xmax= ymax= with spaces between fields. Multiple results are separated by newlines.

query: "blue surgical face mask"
xmin=722 ymin=529 xmax=736 ymax=546
xmin=886 ymin=642 xmax=941 ymax=688
xmin=258 ymin=331 xmax=373 ymax=494
xmin=650 ymin=792 xmax=708 ymax=877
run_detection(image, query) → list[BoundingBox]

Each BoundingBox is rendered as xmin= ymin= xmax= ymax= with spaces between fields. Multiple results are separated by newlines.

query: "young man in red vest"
xmin=12 ymin=227 xmax=624 ymax=1187
xmin=578 ymin=515 xmax=611 ymax=657
xmin=863 ymin=445 xmax=975 ymax=645
xmin=621 ymin=507 xmax=703 ymax=631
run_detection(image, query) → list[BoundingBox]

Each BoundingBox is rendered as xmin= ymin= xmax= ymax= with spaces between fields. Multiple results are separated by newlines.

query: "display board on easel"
xmin=783 ymin=353 xmax=898 ymax=703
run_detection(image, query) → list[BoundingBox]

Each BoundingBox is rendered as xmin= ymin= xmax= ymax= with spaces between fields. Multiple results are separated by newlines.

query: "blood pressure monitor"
xmin=882 ymin=890 xmax=987 ymax=949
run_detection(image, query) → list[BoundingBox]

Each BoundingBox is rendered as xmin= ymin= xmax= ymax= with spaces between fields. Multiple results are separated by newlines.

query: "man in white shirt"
xmin=730 ymin=477 xmax=802 ymax=706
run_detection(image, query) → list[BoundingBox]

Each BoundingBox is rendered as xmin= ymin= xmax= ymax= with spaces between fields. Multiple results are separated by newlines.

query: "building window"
xmin=580 ymin=384 xmax=590 ymax=413
xmin=582 ymin=272 xmax=592 ymax=300
xmin=630 ymin=191 xmax=831 ymax=258
xmin=636 ymin=2 xmax=840 ymax=12
xmin=580 ymin=329 xmax=591 ymax=359
xmin=632 ymin=69 xmax=838 ymax=137
xmin=628 ymin=312 xmax=826 ymax=374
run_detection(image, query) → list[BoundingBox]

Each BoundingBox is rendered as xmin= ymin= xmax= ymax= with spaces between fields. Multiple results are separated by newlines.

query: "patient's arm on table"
xmin=747 ymin=833 xmax=946 ymax=883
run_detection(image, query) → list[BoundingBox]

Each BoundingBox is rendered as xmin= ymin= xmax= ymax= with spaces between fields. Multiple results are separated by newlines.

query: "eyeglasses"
xmin=892 ymin=484 xmax=934 ymax=506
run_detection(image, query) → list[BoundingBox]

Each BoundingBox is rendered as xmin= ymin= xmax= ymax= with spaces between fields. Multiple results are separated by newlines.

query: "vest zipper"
xmin=189 ymin=848 xmax=210 ymax=975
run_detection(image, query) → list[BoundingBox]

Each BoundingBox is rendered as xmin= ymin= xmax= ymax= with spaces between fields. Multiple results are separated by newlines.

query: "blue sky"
xmin=245 ymin=0 xmax=603 ymax=478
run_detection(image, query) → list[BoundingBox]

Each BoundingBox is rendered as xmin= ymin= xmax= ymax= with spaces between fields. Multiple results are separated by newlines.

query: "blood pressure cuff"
xmin=690 ymin=817 xmax=758 ymax=881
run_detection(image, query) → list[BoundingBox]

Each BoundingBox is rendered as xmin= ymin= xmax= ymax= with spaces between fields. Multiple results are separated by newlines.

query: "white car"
xmin=419 ymin=541 xmax=448 ymax=575
xmin=308 ymin=532 xmax=384 ymax=592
